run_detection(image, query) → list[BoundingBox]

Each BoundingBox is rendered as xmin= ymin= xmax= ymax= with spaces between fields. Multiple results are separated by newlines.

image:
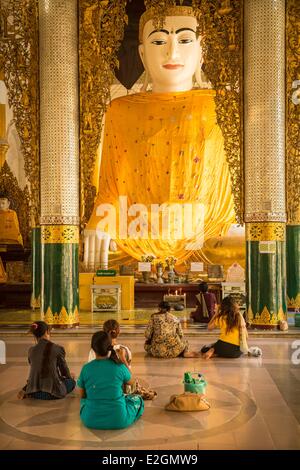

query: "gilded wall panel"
xmin=0 ymin=0 xmax=39 ymax=226
xmin=286 ymin=0 xmax=300 ymax=225
xmin=79 ymin=0 xmax=127 ymax=227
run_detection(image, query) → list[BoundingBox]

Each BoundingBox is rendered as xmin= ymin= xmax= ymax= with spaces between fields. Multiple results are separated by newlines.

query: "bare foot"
xmin=17 ymin=390 xmax=26 ymax=400
xmin=202 ymin=348 xmax=215 ymax=360
xmin=183 ymin=351 xmax=201 ymax=358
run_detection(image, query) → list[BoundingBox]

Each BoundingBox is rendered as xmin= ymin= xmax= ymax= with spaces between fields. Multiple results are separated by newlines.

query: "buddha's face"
xmin=139 ymin=15 xmax=201 ymax=93
xmin=0 ymin=198 xmax=9 ymax=211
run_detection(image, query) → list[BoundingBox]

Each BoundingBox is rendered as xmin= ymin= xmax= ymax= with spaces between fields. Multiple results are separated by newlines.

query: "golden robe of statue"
xmin=87 ymin=88 xmax=235 ymax=264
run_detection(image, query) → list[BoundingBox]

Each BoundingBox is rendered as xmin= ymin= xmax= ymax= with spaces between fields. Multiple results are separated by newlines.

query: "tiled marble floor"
xmin=0 ymin=335 xmax=300 ymax=450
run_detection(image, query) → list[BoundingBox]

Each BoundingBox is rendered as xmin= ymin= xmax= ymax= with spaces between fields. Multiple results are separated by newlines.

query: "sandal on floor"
xmin=134 ymin=381 xmax=157 ymax=400
xmin=138 ymin=388 xmax=158 ymax=400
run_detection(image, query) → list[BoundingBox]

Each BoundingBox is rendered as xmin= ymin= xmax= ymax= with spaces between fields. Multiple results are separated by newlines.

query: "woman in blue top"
xmin=77 ymin=331 xmax=144 ymax=430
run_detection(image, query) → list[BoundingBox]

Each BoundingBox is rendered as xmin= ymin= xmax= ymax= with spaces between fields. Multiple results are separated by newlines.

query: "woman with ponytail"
xmin=17 ymin=321 xmax=75 ymax=400
xmin=77 ymin=331 xmax=144 ymax=429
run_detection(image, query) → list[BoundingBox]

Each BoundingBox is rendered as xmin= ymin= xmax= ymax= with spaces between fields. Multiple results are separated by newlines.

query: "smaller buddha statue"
xmin=0 ymin=194 xmax=23 ymax=247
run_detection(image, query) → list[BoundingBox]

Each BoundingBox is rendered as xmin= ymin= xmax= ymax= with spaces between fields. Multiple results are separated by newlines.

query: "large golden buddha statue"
xmin=84 ymin=5 xmax=237 ymax=269
xmin=0 ymin=195 xmax=23 ymax=246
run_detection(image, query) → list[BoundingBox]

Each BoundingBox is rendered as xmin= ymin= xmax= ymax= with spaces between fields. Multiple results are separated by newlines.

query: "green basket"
xmin=183 ymin=373 xmax=207 ymax=394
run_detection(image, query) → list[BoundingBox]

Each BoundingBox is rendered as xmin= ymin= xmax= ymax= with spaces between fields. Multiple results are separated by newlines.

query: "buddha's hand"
xmin=109 ymin=239 xmax=118 ymax=252
xmin=83 ymin=229 xmax=117 ymax=269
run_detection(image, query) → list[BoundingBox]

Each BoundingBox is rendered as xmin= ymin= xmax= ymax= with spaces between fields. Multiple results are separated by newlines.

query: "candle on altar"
xmin=175 ymin=290 xmax=178 ymax=295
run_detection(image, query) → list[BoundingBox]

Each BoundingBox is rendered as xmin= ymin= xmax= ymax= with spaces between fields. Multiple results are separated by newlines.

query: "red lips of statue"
xmin=163 ymin=64 xmax=184 ymax=70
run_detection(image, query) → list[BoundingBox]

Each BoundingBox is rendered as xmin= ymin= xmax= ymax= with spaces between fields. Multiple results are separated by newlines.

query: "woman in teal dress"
xmin=77 ymin=331 xmax=144 ymax=430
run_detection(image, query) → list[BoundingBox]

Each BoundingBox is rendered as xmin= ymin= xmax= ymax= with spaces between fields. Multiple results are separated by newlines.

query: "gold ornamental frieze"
xmin=247 ymin=306 xmax=286 ymax=325
xmin=246 ymin=222 xmax=285 ymax=242
xmin=43 ymin=306 xmax=80 ymax=325
xmin=41 ymin=225 xmax=79 ymax=244
xmin=245 ymin=212 xmax=287 ymax=223
xmin=287 ymin=294 xmax=300 ymax=309
xmin=40 ymin=216 xmax=80 ymax=226
xmin=286 ymin=0 xmax=300 ymax=225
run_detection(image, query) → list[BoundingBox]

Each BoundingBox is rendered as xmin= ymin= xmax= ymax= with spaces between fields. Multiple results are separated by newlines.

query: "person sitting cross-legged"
xmin=17 ymin=321 xmax=76 ymax=400
xmin=144 ymin=301 xmax=200 ymax=358
xmin=77 ymin=331 xmax=144 ymax=430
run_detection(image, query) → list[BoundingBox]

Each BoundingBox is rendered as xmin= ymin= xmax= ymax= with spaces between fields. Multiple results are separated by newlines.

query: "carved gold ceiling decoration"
xmin=0 ymin=161 xmax=31 ymax=247
xmin=0 ymin=0 xmax=39 ymax=227
xmin=286 ymin=0 xmax=300 ymax=225
xmin=79 ymin=0 xmax=128 ymax=227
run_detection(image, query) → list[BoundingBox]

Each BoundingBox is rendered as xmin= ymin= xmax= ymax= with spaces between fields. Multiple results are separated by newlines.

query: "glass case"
xmin=91 ymin=284 xmax=121 ymax=312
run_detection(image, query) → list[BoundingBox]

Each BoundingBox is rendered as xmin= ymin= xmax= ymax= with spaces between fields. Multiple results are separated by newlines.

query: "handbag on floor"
xmin=165 ymin=392 xmax=210 ymax=411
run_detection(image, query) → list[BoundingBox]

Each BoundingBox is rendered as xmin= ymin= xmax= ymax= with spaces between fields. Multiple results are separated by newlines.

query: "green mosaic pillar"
xmin=286 ymin=225 xmax=300 ymax=310
xmin=246 ymin=223 xmax=286 ymax=329
xmin=244 ymin=1 xmax=287 ymax=329
xmin=31 ymin=226 xmax=41 ymax=309
xmin=39 ymin=1 xmax=79 ymax=327
xmin=41 ymin=226 xmax=79 ymax=327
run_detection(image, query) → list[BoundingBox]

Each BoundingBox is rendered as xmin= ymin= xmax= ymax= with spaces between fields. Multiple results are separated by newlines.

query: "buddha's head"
xmin=139 ymin=6 xmax=202 ymax=93
xmin=0 ymin=196 xmax=9 ymax=211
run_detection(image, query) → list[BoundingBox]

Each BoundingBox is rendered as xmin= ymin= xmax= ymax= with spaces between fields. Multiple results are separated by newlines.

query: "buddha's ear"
xmin=139 ymin=44 xmax=150 ymax=91
xmin=138 ymin=44 xmax=146 ymax=69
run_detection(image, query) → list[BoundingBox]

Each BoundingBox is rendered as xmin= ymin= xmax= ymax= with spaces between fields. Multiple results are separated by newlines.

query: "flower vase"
xmin=168 ymin=268 xmax=175 ymax=284
xmin=156 ymin=266 xmax=164 ymax=284
xmin=142 ymin=271 xmax=151 ymax=283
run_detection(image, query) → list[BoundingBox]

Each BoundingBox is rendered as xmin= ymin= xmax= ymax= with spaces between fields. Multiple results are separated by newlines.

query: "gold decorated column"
xmin=39 ymin=0 xmax=79 ymax=327
xmin=244 ymin=0 xmax=287 ymax=328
